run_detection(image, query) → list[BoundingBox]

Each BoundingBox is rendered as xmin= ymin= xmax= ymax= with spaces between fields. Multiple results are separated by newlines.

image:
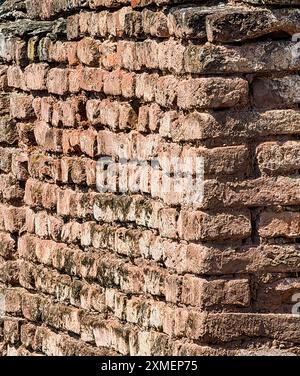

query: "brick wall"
xmin=0 ymin=0 xmax=299 ymax=356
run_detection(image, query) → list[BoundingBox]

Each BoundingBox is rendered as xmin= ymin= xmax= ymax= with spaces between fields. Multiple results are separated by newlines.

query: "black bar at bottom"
xmin=0 ymin=356 xmax=298 ymax=375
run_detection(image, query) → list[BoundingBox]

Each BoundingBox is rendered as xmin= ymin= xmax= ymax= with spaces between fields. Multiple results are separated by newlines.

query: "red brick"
xmin=17 ymin=122 xmax=35 ymax=147
xmin=52 ymin=96 xmax=86 ymax=127
xmin=0 ymin=232 xmax=15 ymax=259
xmin=256 ymin=141 xmax=300 ymax=174
xmin=24 ymin=179 xmax=43 ymax=207
xmin=47 ymin=68 xmax=69 ymax=95
xmin=7 ymin=66 xmax=27 ymax=91
xmin=135 ymin=73 xmax=158 ymax=102
xmin=33 ymin=96 xmax=54 ymax=123
xmin=177 ymin=210 xmax=252 ymax=241
xmin=3 ymin=319 xmax=21 ymax=344
xmin=158 ymin=208 xmax=178 ymax=239
xmin=11 ymin=152 xmax=29 ymax=181
xmin=0 ymin=147 xmax=13 ymax=172
xmin=177 ymin=77 xmax=249 ymax=109
xmin=80 ymin=128 xmax=97 ymax=157
xmin=42 ymin=183 xmax=58 ymax=210
xmin=100 ymin=41 xmax=118 ymax=70
xmin=259 ymin=211 xmax=300 ymax=239
xmin=103 ymin=70 xmax=122 ymax=96
xmin=0 ymin=117 xmax=17 ymax=144
xmin=181 ymin=276 xmax=251 ymax=308
xmin=24 ymin=63 xmax=49 ymax=90
xmin=0 ymin=258 xmax=19 ymax=284
xmin=0 ymin=173 xmax=24 ymax=201
xmin=78 ymin=11 xmax=92 ymax=35
xmin=66 ymin=41 xmax=79 ymax=66
xmin=0 ymin=93 xmax=10 ymax=115
xmin=10 ymin=93 xmax=34 ymax=120
xmin=0 ymin=35 xmax=26 ymax=64
xmin=69 ymin=67 xmax=104 ymax=93
xmin=67 ymin=14 xmax=80 ymax=40
xmin=77 ymin=37 xmax=101 ymax=66
xmin=117 ymin=41 xmax=140 ymax=71
xmin=48 ymin=40 xmax=68 ymax=63
xmin=34 ymin=121 xmax=62 ymax=152
xmin=121 ymin=71 xmax=136 ymax=98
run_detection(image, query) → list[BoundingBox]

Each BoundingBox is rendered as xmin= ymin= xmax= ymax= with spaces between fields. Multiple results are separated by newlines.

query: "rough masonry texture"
xmin=0 ymin=0 xmax=299 ymax=356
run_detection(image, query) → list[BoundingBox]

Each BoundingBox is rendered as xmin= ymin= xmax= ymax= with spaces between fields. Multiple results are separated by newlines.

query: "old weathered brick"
xmin=0 ymin=205 xmax=26 ymax=233
xmin=168 ymin=6 xmax=219 ymax=39
xmin=180 ymin=144 xmax=250 ymax=177
xmin=252 ymin=75 xmax=300 ymax=108
xmin=256 ymin=141 xmax=300 ymax=174
xmin=34 ymin=121 xmax=62 ymax=152
xmin=47 ymin=68 xmax=69 ymax=95
xmin=201 ymin=176 xmax=300 ymax=210
xmin=0 ymin=118 xmax=17 ymax=144
xmin=69 ymin=66 xmax=104 ymax=93
xmin=181 ymin=276 xmax=251 ymax=308
xmin=24 ymin=63 xmax=49 ymax=91
xmin=177 ymin=77 xmax=249 ymax=109
xmin=0 ymin=232 xmax=15 ymax=259
xmin=206 ymin=8 xmax=300 ymax=42
xmin=259 ymin=211 xmax=300 ymax=239
xmin=77 ymin=37 xmax=101 ymax=66
xmin=0 ymin=93 xmax=10 ymax=115
xmin=10 ymin=93 xmax=34 ymax=120
xmin=177 ymin=210 xmax=252 ymax=241
xmin=185 ymin=41 xmax=300 ymax=74
xmin=254 ymin=277 xmax=300 ymax=313
xmin=86 ymin=98 xmax=137 ymax=130
xmin=0 ymin=34 xmax=26 ymax=64
xmin=52 ymin=96 xmax=86 ymax=127
xmin=67 ymin=14 xmax=80 ymax=39
xmin=168 ymin=109 xmax=300 ymax=141
xmin=201 ymin=313 xmax=300 ymax=343
xmin=0 ymin=173 xmax=24 ymax=202
xmin=7 ymin=65 xmax=27 ymax=91
xmin=0 ymin=147 xmax=13 ymax=172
